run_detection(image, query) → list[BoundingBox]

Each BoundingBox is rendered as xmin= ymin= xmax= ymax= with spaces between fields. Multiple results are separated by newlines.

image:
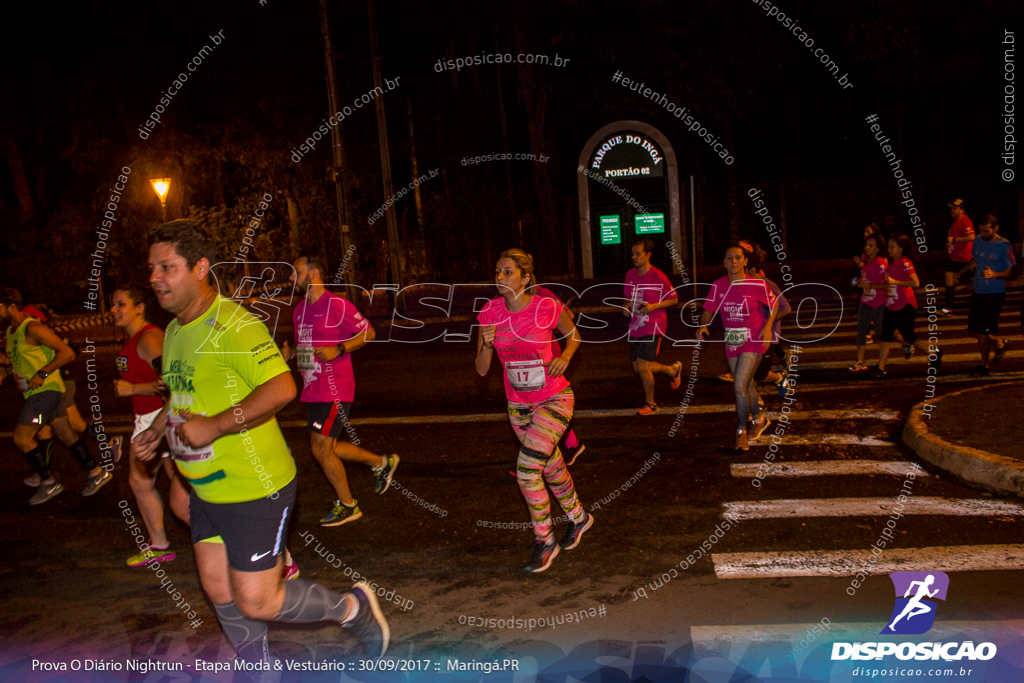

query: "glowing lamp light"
xmin=150 ymin=178 xmax=171 ymax=206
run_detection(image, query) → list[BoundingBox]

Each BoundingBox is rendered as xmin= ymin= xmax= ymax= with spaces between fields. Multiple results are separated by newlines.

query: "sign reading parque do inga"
xmin=590 ymin=133 xmax=665 ymax=178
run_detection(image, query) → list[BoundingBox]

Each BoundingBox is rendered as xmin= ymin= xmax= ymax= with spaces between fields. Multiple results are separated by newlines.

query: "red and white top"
xmin=478 ymin=295 xmax=569 ymax=404
xmin=947 ymin=215 xmax=975 ymax=262
xmin=116 ymin=323 xmax=164 ymax=415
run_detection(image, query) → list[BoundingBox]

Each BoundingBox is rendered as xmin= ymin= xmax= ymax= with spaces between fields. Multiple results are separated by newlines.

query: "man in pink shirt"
xmin=941 ymin=198 xmax=974 ymax=315
xmin=623 ymin=239 xmax=682 ymax=415
xmin=283 ymin=256 xmax=398 ymax=527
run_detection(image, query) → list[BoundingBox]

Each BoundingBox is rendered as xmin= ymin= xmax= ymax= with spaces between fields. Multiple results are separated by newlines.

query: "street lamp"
xmin=150 ymin=177 xmax=171 ymax=221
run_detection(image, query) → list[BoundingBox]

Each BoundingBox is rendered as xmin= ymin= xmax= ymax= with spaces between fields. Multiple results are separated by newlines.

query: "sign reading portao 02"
xmin=578 ymin=120 xmax=682 ymax=279
xmin=591 ymin=133 xmax=665 ymax=178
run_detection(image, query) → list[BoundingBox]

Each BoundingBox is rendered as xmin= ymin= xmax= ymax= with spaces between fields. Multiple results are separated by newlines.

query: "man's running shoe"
xmin=938 ymin=307 xmax=952 ymax=316
xmin=734 ymin=429 xmax=749 ymax=452
xmin=525 ymin=538 xmax=560 ymax=573
xmin=23 ymin=473 xmax=41 ymax=487
xmin=777 ymin=376 xmax=792 ymax=399
xmin=320 ymin=500 xmax=362 ymax=527
xmin=902 ymin=344 xmax=914 ymax=360
xmin=994 ymin=340 xmax=1010 ymax=363
xmin=757 ymin=395 xmax=765 ymax=411
xmin=564 ymin=443 xmax=586 ymax=467
xmin=82 ymin=469 xmax=112 ymax=496
xmin=109 ymin=435 xmax=124 ymax=465
xmin=848 ymin=362 xmax=868 ymax=372
xmin=868 ymin=367 xmax=887 ymax=379
xmin=29 ymin=479 xmax=64 ymax=505
xmin=637 ymin=403 xmax=659 ymax=416
xmin=558 ymin=512 xmax=593 ymax=550
xmin=717 ymin=372 xmax=734 ymax=383
xmin=750 ymin=415 xmax=771 ymax=440
xmin=372 ymin=454 xmax=399 ymax=495
xmin=342 ymin=581 xmax=390 ymax=658
xmin=284 ymin=557 xmax=300 ymax=581
xmin=865 ymin=332 xmax=875 ymax=344
xmin=929 ymin=348 xmax=943 ymax=373
xmin=970 ymin=365 xmax=990 ymax=377
xmin=127 ymin=545 xmax=176 ymax=567
xmin=669 ymin=361 xmax=683 ymax=390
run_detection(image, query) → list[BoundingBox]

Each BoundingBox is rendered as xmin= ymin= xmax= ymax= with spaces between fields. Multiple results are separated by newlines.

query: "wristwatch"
xmin=36 ymin=370 xmax=50 ymax=379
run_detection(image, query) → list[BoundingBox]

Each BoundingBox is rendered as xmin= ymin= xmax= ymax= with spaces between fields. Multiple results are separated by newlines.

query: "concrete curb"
xmin=903 ymin=383 xmax=1024 ymax=499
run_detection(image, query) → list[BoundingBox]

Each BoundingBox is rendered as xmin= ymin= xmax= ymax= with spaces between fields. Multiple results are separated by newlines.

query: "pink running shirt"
xmin=860 ymin=256 xmax=889 ymax=308
xmin=293 ymin=291 xmax=370 ymax=403
xmin=703 ymin=275 xmax=776 ymax=358
xmin=624 ymin=266 xmax=674 ymax=338
xmin=885 ymin=257 xmax=918 ymax=310
xmin=478 ymin=295 xmax=569 ymax=403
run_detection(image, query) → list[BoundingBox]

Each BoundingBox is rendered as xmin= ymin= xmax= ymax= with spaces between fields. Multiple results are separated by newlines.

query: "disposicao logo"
xmin=881 ymin=571 xmax=949 ymax=635
xmin=831 ymin=570 xmax=997 ymax=663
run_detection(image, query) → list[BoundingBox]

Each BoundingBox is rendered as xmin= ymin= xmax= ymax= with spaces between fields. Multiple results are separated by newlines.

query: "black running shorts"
xmin=305 ymin=401 xmax=353 ymax=439
xmin=190 ymin=478 xmax=296 ymax=572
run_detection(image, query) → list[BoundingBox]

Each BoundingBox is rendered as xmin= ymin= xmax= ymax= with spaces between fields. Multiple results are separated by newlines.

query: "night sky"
xmin=2 ymin=0 xmax=1019 ymax=307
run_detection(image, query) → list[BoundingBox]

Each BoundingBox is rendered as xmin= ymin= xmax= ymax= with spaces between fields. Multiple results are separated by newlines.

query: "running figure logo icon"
xmin=881 ymin=571 xmax=949 ymax=635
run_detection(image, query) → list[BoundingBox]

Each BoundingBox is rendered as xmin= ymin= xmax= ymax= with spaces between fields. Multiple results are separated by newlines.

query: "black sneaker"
xmin=372 ymin=454 xmax=399 ymax=495
xmin=902 ymin=344 xmax=914 ymax=360
xmin=525 ymin=538 xmax=559 ymax=573
xmin=868 ymin=367 xmax=887 ymax=379
xmin=558 ymin=513 xmax=594 ymax=550
xmin=994 ymin=340 xmax=1009 ymax=363
xmin=929 ymin=348 xmax=943 ymax=373
xmin=970 ymin=364 xmax=990 ymax=377
xmin=342 ymin=581 xmax=390 ymax=658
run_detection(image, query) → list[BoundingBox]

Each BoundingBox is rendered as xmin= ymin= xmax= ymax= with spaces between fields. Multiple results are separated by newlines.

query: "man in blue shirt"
xmin=957 ymin=215 xmax=1016 ymax=376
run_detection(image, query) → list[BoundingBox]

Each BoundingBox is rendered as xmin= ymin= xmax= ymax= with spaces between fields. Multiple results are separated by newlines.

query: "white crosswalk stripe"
xmin=722 ymin=497 xmax=1024 ymax=520
xmin=713 ymin=544 xmax=1024 ymax=579
xmin=730 ymin=460 xmax=930 ymax=478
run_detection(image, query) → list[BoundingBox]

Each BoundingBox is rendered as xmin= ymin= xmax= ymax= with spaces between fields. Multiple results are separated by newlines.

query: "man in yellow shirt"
xmin=133 ymin=221 xmax=388 ymax=665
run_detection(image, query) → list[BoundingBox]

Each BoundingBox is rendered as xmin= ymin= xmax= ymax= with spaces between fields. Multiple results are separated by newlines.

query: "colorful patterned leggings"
xmin=508 ymin=388 xmax=585 ymax=541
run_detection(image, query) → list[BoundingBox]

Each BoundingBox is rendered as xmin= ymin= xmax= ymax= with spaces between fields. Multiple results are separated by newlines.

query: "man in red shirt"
xmin=941 ymin=198 xmax=974 ymax=315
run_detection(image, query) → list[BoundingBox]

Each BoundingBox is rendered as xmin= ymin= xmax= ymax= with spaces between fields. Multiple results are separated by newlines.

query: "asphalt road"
xmin=1 ymin=294 xmax=1023 ymax=682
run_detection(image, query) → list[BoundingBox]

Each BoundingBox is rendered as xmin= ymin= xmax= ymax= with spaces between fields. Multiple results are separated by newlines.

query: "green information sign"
xmin=600 ymin=215 xmax=621 ymax=244
xmin=635 ymin=213 xmax=665 ymax=234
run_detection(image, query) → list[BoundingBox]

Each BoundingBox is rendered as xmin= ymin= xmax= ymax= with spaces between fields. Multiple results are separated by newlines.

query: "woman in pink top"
xmin=698 ymin=243 xmax=780 ymax=452
xmin=874 ymin=234 xmax=942 ymax=377
xmin=476 ymin=249 xmax=593 ymax=573
xmin=849 ymin=233 xmax=889 ymax=372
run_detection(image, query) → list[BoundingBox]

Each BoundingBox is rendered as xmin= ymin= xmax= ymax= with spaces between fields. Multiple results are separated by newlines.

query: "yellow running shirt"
xmin=162 ymin=296 xmax=295 ymax=503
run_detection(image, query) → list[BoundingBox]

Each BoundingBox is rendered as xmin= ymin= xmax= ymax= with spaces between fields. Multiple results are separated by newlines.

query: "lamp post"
xmin=150 ymin=178 xmax=171 ymax=222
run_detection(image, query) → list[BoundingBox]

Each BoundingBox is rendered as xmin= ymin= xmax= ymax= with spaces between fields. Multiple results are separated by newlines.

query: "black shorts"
xmin=190 ymin=478 xmax=296 ymax=572
xmin=305 ymin=401 xmax=353 ymax=439
xmin=881 ymin=306 xmax=918 ymax=345
xmin=967 ymin=292 xmax=1005 ymax=336
xmin=754 ymin=344 xmax=786 ymax=381
xmin=629 ymin=334 xmax=663 ymax=362
xmin=944 ymin=256 xmax=973 ymax=276
xmin=18 ymin=390 xmax=64 ymax=427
